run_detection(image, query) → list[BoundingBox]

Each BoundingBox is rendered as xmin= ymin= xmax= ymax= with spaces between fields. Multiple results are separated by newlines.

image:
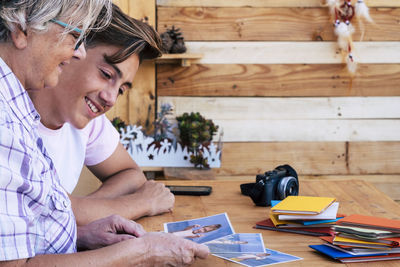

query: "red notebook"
xmin=255 ymin=219 xmax=332 ymax=236
xmin=337 ymin=214 xmax=400 ymax=233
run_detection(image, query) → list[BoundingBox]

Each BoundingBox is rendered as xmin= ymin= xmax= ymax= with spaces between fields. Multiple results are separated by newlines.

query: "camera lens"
xmin=277 ymin=176 xmax=299 ymax=200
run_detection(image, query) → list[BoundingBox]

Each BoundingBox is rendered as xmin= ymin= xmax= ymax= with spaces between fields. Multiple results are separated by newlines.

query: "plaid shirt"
xmin=0 ymin=58 xmax=76 ymax=260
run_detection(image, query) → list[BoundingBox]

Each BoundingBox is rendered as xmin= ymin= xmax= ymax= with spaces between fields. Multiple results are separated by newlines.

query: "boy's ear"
xmin=10 ymin=24 xmax=28 ymax=49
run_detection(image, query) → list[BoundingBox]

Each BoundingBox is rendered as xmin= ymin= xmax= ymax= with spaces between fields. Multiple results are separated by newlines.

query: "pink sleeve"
xmin=84 ymin=115 xmax=120 ymax=166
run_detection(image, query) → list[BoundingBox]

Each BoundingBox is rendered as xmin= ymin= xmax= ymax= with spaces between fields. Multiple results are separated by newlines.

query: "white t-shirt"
xmin=38 ymin=114 xmax=120 ymax=193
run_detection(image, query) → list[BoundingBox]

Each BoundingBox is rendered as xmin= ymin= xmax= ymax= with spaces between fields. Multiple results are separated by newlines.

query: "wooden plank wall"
xmin=155 ymin=0 xmax=400 ymax=185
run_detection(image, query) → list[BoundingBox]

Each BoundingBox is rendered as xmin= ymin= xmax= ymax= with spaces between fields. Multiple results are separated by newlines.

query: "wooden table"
xmin=137 ymin=180 xmax=400 ymax=266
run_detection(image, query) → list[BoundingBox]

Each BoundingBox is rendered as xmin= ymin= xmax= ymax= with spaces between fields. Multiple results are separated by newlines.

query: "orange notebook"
xmin=337 ymin=214 xmax=400 ymax=233
xmin=320 ymin=235 xmax=400 ymax=247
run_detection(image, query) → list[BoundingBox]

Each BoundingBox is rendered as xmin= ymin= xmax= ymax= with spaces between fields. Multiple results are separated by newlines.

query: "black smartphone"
xmin=166 ymin=185 xmax=212 ymax=196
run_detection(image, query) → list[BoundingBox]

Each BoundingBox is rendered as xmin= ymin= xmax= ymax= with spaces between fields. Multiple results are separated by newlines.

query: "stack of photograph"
xmin=164 ymin=213 xmax=302 ymax=267
xmin=310 ymin=214 xmax=400 ymax=263
xmin=255 ymin=196 xmax=341 ymax=236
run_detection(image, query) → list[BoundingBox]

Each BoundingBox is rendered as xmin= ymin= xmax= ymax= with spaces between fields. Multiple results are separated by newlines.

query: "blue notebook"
xmin=271 ymin=200 xmax=281 ymax=207
xmin=302 ymin=217 xmax=344 ymax=226
xmin=309 ymin=244 xmax=387 ymax=259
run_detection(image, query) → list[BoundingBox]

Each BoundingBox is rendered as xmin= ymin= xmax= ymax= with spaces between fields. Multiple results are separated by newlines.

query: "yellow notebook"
xmin=269 ymin=213 xmax=302 ymax=228
xmin=271 ymin=196 xmax=336 ymax=215
xmin=333 ymin=236 xmax=392 ymax=248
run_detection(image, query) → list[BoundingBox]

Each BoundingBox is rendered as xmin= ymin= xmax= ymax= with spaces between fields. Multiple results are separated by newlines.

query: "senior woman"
xmin=0 ymin=0 xmax=108 ymax=261
xmin=0 ymin=1 xmax=208 ymax=266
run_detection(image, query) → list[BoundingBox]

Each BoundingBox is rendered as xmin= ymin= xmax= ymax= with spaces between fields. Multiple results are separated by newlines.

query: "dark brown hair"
xmin=86 ymin=4 xmax=162 ymax=64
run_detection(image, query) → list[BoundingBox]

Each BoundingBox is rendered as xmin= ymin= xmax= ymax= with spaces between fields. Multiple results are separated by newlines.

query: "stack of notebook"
xmin=310 ymin=214 xmax=400 ymax=263
xmin=255 ymin=196 xmax=341 ymax=236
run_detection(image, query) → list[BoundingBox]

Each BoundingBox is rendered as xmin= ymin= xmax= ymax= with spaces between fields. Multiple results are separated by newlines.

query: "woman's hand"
xmin=77 ymin=214 xmax=145 ymax=250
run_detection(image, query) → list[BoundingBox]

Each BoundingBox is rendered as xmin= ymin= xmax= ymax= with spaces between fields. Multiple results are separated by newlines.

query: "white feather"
xmin=334 ymin=22 xmax=354 ymax=50
xmin=325 ymin=0 xmax=340 ymax=8
xmin=346 ymin=53 xmax=357 ymax=74
xmin=325 ymin=0 xmax=341 ymax=17
xmin=355 ymin=0 xmax=373 ymax=23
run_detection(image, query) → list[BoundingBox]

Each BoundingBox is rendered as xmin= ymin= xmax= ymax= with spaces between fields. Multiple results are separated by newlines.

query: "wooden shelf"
xmin=156 ymin=53 xmax=203 ymax=67
xmin=163 ymin=167 xmax=216 ymax=180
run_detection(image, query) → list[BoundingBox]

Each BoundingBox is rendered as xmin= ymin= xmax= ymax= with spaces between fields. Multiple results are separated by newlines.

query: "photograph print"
xmin=164 ymin=213 xmax=234 ymax=243
xmin=213 ymin=248 xmax=302 ymax=267
xmin=205 ymin=233 xmax=265 ymax=254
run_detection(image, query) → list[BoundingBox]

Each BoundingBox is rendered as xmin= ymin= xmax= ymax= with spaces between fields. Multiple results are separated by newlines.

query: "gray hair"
xmin=0 ymin=0 xmax=112 ymax=42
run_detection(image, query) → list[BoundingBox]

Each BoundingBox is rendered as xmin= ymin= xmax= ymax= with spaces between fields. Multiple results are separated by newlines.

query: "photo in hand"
xmin=213 ymin=248 xmax=302 ymax=267
xmin=164 ymin=213 xmax=234 ymax=243
xmin=205 ymin=233 xmax=265 ymax=254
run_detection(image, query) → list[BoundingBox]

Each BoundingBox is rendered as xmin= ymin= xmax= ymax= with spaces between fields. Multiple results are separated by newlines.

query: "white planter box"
xmin=119 ymin=125 xmax=221 ymax=168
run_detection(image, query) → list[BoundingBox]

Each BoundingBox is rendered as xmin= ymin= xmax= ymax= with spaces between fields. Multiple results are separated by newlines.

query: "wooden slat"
xmin=157 ymin=64 xmax=400 ymax=97
xmin=157 ymin=7 xmax=400 ymax=41
xmin=160 ymin=96 xmax=400 ymax=119
xmin=215 ymin=119 xmax=400 ymax=142
xmin=156 ymin=53 xmax=203 ymax=67
xmin=163 ymin=167 xmax=216 ymax=180
xmin=128 ymin=0 xmax=156 ymax=25
xmin=157 ymin=0 xmax=400 ymax=8
xmin=214 ymin=142 xmax=400 ymax=176
xmin=158 ymin=54 xmax=203 ymax=60
xmin=128 ymin=61 xmax=156 ymax=134
xmin=349 ymin=142 xmax=400 ymax=174
xmin=184 ymin=42 xmax=400 ymax=64
xmin=113 ymin=0 xmax=129 ymax=12
xmin=216 ymin=142 xmax=347 ymax=176
xmin=159 ymin=96 xmax=400 ymax=141
xmin=113 ymin=0 xmax=129 ymax=13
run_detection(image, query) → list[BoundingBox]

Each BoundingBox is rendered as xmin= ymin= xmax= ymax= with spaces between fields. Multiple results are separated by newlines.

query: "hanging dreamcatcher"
xmin=325 ymin=0 xmax=373 ymax=75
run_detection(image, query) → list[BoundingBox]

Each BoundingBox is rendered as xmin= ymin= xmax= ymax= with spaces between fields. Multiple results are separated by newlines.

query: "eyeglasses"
xmin=50 ymin=19 xmax=83 ymax=50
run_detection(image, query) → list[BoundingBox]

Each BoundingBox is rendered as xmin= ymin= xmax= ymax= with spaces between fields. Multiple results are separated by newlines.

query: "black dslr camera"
xmin=240 ymin=165 xmax=299 ymax=206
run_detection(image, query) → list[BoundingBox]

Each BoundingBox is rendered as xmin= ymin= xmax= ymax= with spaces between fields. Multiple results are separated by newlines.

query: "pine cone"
xmin=170 ymin=38 xmax=187 ymax=54
xmin=160 ymin=26 xmax=187 ymax=53
xmin=160 ymin=32 xmax=174 ymax=53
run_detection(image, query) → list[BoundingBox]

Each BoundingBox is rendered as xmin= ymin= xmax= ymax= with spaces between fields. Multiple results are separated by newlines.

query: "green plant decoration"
xmin=176 ymin=112 xmax=219 ymax=169
xmin=111 ymin=117 xmax=126 ymax=134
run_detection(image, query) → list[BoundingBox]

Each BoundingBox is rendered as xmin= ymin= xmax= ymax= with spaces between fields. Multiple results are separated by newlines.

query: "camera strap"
xmin=240 ymin=164 xmax=298 ymax=206
xmin=240 ymin=181 xmax=265 ymax=206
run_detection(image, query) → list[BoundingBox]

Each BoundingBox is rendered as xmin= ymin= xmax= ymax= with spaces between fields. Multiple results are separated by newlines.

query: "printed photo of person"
xmin=213 ymin=248 xmax=302 ymax=267
xmin=164 ymin=213 xmax=234 ymax=243
xmin=205 ymin=233 xmax=265 ymax=254
xmin=171 ymin=224 xmax=222 ymax=239
xmin=231 ymin=253 xmax=271 ymax=262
